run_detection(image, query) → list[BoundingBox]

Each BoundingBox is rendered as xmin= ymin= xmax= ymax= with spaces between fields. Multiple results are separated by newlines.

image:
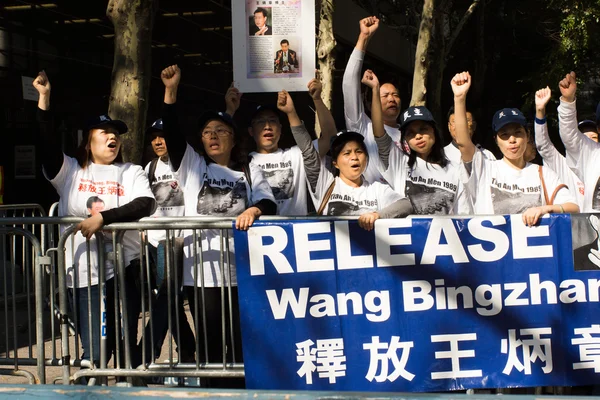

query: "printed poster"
xmin=232 ymin=0 xmax=316 ymax=93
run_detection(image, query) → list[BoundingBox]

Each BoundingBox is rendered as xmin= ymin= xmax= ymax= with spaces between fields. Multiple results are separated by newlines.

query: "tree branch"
xmin=444 ymin=0 xmax=482 ymax=60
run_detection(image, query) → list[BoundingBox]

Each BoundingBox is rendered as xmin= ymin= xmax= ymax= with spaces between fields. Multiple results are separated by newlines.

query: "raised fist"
xmin=307 ymin=78 xmax=322 ymax=100
xmin=225 ymin=83 xmax=242 ymax=115
xmin=535 ymin=86 xmax=552 ymax=110
xmin=558 ymin=71 xmax=577 ymax=102
xmin=361 ymin=69 xmax=379 ymax=89
xmin=450 ymin=71 xmax=471 ymax=99
xmin=161 ymin=65 xmax=181 ymax=89
xmin=32 ymin=71 xmax=51 ymax=96
xmin=359 ymin=16 xmax=380 ymax=38
xmin=277 ymin=90 xmax=295 ymax=114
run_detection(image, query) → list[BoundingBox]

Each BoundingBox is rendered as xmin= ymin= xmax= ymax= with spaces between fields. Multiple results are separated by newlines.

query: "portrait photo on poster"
xmin=248 ymin=6 xmax=272 ymax=36
xmin=274 ymin=38 xmax=300 ymax=74
xmin=232 ymin=0 xmax=316 ymax=93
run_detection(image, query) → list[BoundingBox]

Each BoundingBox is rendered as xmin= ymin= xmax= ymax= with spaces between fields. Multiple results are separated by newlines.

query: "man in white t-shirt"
xmin=342 ymin=16 xmax=402 ymax=184
xmin=445 ymin=106 xmax=496 ymax=164
xmin=226 ymin=80 xmax=335 ymax=215
xmin=140 ymin=118 xmax=195 ymax=364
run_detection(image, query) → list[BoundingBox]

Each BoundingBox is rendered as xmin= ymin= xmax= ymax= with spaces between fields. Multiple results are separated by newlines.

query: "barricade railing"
xmin=0 ymin=212 xmax=586 ymax=394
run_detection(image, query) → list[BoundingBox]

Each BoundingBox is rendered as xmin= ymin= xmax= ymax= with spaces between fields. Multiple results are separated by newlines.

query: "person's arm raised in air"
xmin=279 ymin=89 xmax=320 ymax=193
xmin=450 ymin=71 xmax=476 ymax=163
xmin=33 ymin=71 xmax=63 ymax=180
xmin=160 ymin=65 xmax=186 ymax=172
xmin=534 ymin=86 xmax=560 ymax=164
xmin=225 ymin=83 xmax=242 ymax=117
xmin=342 ymin=16 xmax=379 ymax=131
xmin=557 ymin=71 xmax=600 ymax=172
xmin=309 ymin=78 xmax=337 ymax=158
xmin=363 ymin=69 xmax=391 ymax=169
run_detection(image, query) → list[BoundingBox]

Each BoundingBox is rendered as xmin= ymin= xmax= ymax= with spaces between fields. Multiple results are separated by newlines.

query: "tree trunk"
xmin=471 ymin=0 xmax=487 ymax=109
xmin=107 ymin=0 xmax=157 ymax=164
xmin=427 ymin=4 xmax=447 ymax=127
xmin=316 ymin=0 xmax=336 ymax=136
xmin=409 ymin=0 xmax=434 ymax=107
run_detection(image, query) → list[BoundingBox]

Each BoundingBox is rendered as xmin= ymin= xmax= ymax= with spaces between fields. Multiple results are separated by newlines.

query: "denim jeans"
xmin=69 ymin=260 xmax=142 ymax=367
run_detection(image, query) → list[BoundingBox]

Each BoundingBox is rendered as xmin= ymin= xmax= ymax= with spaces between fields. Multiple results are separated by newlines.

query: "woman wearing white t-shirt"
xmin=450 ymin=71 xmax=578 ymax=225
xmin=364 ymin=70 xmax=465 ymax=215
xmin=281 ymin=90 xmax=412 ymax=228
xmin=33 ymin=72 xmax=155 ymax=367
xmin=159 ymin=65 xmax=276 ymax=380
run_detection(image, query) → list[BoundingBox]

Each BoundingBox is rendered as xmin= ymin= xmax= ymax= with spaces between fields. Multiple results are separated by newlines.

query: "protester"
xmin=138 ymin=118 xmax=195 ymax=365
xmin=558 ymin=71 xmax=600 ymax=212
xmin=227 ymin=79 xmax=334 ymax=215
xmin=342 ymin=16 xmax=402 ymax=184
xmin=451 ymin=71 xmax=578 ymax=225
xmin=158 ymin=65 xmax=276 ymax=386
xmin=33 ymin=71 xmax=155 ymax=368
xmin=281 ymin=81 xmax=411 ymax=229
xmin=365 ymin=70 xmax=465 ymax=215
xmin=445 ymin=106 xmax=496 ymax=164
xmin=533 ymin=86 xmax=585 ymax=210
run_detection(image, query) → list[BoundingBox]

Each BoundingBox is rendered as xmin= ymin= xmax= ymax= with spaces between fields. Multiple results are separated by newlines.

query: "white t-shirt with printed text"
xmin=314 ymin=160 xmax=402 ymax=216
xmin=381 ymin=148 xmax=465 ymax=215
xmin=250 ymin=145 xmax=309 ymax=216
xmin=144 ymin=157 xmax=185 ymax=246
xmin=175 ymin=144 xmax=275 ymax=287
xmin=48 ymin=155 xmax=154 ymax=288
xmin=460 ymin=149 xmax=576 ymax=215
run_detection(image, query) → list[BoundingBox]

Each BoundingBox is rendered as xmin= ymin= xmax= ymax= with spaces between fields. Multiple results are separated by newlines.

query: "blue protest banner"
xmin=234 ymin=214 xmax=600 ymax=392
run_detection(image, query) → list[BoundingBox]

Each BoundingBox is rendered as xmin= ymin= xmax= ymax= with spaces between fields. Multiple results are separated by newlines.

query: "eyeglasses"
xmin=201 ymin=128 xmax=232 ymax=138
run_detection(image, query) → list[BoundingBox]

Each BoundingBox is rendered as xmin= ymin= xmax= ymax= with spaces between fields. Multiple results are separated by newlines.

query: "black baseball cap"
xmin=197 ymin=111 xmax=237 ymax=132
xmin=492 ymin=108 xmax=527 ymax=132
xmin=249 ymin=104 xmax=284 ymax=125
xmin=400 ymin=106 xmax=436 ymax=133
xmin=86 ymin=114 xmax=128 ymax=134
xmin=578 ymin=119 xmax=597 ymax=133
xmin=146 ymin=118 xmax=164 ymax=137
xmin=330 ymin=130 xmax=364 ymax=150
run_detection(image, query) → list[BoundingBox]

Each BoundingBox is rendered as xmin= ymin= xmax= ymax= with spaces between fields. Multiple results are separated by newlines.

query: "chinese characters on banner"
xmin=231 ymin=0 xmax=316 ymax=92
xmin=233 ymin=215 xmax=600 ymax=391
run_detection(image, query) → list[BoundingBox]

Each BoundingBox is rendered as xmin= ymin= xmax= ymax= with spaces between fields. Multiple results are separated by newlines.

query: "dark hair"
xmin=75 ymin=129 xmax=123 ymax=169
xmin=280 ymin=39 xmax=289 ymax=46
xmin=446 ymin=106 xmax=476 ymax=122
xmin=402 ymin=121 xmax=448 ymax=169
xmin=363 ymin=79 xmax=401 ymax=114
xmin=200 ymin=118 xmax=249 ymax=168
xmin=330 ymin=138 xmax=369 ymax=177
xmin=86 ymin=196 xmax=104 ymax=209
xmin=254 ymin=7 xmax=268 ymax=18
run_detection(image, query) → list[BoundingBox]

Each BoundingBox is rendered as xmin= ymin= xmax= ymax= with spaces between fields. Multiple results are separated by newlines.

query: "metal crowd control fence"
xmin=0 ymin=209 xmax=585 ymax=394
xmin=0 ymin=204 xmax=51 ymax=384
xmin=0 ymin=213 xmax=252 ymax=386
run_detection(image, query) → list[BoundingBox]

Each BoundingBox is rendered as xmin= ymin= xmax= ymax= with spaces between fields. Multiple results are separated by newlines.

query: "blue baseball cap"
xmin=596 ymin=101 xmax=600 ymax=125
xmin=86 ymin=114 xmax=128 ymax=134
xmin=578 ymin=119 xmax=597 ymax=133
xmin=492 ymin=108 xmax=527 ymax=132
xmin=399 ymin=106 xmax=436 ymax=133
xmin=146 ymin=118 xmax=164 ymax=137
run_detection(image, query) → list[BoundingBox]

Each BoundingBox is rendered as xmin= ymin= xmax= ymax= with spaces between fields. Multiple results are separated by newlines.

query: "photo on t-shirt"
xmin=572 ymin=213 xmax=600 ymax=271
xmin=327 ymin=200 xmax=374 ymax=216
xmin=490 ymin=187 xmax=541 ymax=215
xmin=406 ymin=181 xmax=454 ymax=215
xmin=196 ymin=181 xmax=248 ymax=215
xmin=263 ymin=168 xmax=294 ymax=200
xmin=152 ymin=181 xmax=184 ymax=208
